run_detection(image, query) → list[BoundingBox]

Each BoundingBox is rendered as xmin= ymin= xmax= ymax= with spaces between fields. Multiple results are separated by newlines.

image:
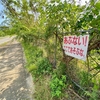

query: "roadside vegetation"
xmin=0 ymin=0 xmax=100 ymax=99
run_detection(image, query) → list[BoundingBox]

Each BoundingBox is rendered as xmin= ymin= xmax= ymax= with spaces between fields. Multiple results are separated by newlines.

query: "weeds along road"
xmin=0 ymin=36 xmax=34 ymax=100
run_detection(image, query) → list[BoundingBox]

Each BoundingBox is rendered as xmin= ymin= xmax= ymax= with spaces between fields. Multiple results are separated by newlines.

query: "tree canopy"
xmin=1 ymin=1 xmax=100 ymax=99
xmin=1 ymin=0 xmax=100 ymax=66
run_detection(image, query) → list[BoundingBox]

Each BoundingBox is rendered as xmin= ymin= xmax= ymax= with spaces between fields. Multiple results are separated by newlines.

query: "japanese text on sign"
xmin=63 ymin=35 xmax=89 ymax=61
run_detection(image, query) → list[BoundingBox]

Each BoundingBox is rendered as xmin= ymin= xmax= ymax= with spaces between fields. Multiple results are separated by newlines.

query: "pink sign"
xmin=63 ymin=35 xmax=89 ymax=61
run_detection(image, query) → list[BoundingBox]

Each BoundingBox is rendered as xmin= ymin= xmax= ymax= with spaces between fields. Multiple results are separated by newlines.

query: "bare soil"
xmin=0 ymin=40 xmax=33 ymax=100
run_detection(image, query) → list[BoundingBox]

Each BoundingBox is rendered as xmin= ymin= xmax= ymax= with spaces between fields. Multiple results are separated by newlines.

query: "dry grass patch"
xmin=34 ymin=75 xmax=52 ymax=100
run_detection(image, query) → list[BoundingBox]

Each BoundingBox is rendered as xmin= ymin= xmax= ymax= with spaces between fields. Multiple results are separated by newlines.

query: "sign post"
xmin=63 ymin=35 xmax=89 ymax=61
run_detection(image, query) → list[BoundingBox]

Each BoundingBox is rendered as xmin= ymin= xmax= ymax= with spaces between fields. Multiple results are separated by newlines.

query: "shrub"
xmin=50 ymin=74 xmax=67 ymax=98
xmin=55 ymin=61 xmax=67 ymax=78
xmin=35 ymin=58 xmax=52 ymax=75
xmin=27 ymin=64 xmax=37 ymax=72
xmin=79 ymin=71 xmax=92 ymax=88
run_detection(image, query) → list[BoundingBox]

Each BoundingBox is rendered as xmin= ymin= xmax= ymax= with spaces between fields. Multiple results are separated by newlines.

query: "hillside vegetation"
xmin=0 ymin=0 xmax=100 ymax=99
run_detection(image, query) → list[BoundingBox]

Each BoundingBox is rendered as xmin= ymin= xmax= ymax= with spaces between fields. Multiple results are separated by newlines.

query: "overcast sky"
xmin=0 ymin=0 xmax=90 ymax=25
xmin=76 ymin=0 xmax=89 ymax=5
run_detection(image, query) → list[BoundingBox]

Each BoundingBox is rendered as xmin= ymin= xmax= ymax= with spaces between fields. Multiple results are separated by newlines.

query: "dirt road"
xmin=0 ymin=37 xmax=34 ymax=100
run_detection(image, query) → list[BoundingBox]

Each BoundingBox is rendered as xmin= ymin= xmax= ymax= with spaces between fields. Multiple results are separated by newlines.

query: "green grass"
xmin=34 ymin=75 xmax=53 ymax=100
xmin=22 ymin=42 xmax=69 ymax=100
xmin=22 ymin=41 xmax=95 ymax=100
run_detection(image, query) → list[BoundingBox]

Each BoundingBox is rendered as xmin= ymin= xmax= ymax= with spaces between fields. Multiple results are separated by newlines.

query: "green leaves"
xmin=50 ymin=74 xmax=66 ymax=98
xmin=95 ymin=2 xmax=100 ymax=9
xmin=88 ymin=15 xmax=93 ymax=20
xmin=35 ymin=58 xmax=52 ymax=75
xmin=94 ymin=65 xmax=100 ymax=70
xmin=85 ymin=81 xmax=99 ymax=100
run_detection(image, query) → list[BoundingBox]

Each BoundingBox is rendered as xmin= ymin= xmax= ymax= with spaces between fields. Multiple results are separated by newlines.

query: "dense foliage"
xmin=1 ymin=0 xmax=100 ymax=99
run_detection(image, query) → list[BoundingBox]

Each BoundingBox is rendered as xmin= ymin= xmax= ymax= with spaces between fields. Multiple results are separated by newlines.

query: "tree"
xmin=1 ymin=0 xmax=100 ymax=79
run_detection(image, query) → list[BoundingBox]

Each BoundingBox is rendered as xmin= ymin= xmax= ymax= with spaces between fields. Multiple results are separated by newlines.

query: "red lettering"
xmin=85 ymin=36 xmax=88 ymax=46
xmin=77 ymin=37 xmax=81 ymax=45
xmin=73 ymin=47 xmax=76 ymax=54
xmin=80 ymin=49 xmax=84 ymax=56
xmin=68 ymin=46 xmax=71 ymax=52
xmin=64 ymin=46 xmax=84 ymax=57
xmin=64 ymin=37 xmax=68 ymax=44
xmin=82 ymin=36 xmax=88 ymax=46
xmin=69 ymin=36 xmax=73 ymax=44
xmin=66 ymin=46 xmax=68 ymax=52
xmin=76 ymin=48 xmax=80 ymax=55
xmin=70 ymin=47 xmax=73 ymax=53
xmin=72 ymin=36 xmax=77 ymax=45
xmin=82 ymin=37 xmax=84 ymax=46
